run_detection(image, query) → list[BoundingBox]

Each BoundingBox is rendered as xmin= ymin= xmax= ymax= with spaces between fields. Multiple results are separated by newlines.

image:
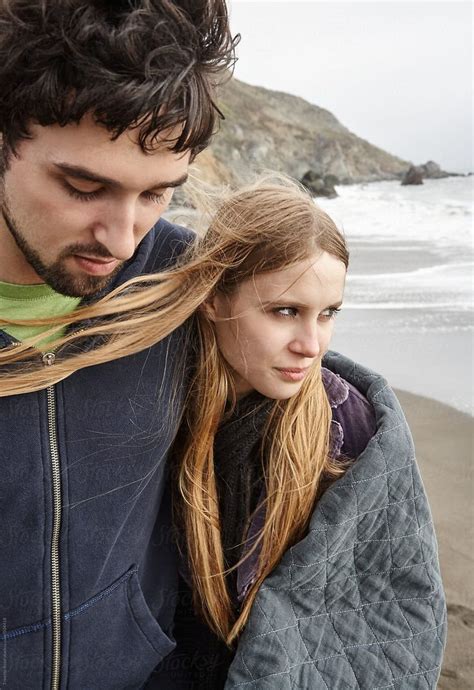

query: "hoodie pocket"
xmin=66 ymin=566 xmax=175 ymax=689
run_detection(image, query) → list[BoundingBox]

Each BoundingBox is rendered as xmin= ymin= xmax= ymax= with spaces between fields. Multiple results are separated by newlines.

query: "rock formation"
xmin=402 ymin=166 xmax=424 ymax=186
xmin=178 ymin=78 xmax=410 ymax=201
xmin=171 ymin=78 xmax=450 ymax=206
xmin=401 ymin=160 xmax=453 ymax=185
xmin=300 ymin=170 xmax=338 ymax=198
xmin=418 ymin=161 xmax=451 ymax=179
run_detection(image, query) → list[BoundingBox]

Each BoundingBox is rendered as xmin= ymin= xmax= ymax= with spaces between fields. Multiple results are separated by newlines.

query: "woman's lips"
xmin=73 ymin=255 xmax=120 ymax=276
xmin=275 ymin=367 xmax=309 ymax=382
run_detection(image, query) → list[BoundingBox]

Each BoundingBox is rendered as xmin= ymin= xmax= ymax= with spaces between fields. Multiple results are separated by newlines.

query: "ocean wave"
xmin=342 ymin=301 xmax=473 ymax=311
xmin=318 ymin=177 xmax=473 ymax=251
xmin=347 ymin=261 xmax=473 ymax=284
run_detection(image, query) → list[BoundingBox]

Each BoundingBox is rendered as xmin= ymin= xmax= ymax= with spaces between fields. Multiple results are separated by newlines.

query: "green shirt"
xmin=0 ymin=280 xmax=81 ymax=347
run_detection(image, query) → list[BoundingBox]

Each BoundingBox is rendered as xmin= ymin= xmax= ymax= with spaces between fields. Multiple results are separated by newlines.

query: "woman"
xmin=150 ymin=180 xmax=446 ymax=688
xmin=0 ymin=178 xmax=446 ymax=688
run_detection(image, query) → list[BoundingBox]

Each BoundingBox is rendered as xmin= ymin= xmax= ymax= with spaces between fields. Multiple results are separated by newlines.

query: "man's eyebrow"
xmin=52 ymin=163 xmax=188 ymax=190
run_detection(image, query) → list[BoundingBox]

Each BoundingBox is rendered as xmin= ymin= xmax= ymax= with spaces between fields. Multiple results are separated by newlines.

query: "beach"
xmin=320 ymin=178 xmax=473 ymax=686
xmin=322 ymin=177 xmax=473 ymax=416
xmin=395 ymin=391 xmax=473 ymax=689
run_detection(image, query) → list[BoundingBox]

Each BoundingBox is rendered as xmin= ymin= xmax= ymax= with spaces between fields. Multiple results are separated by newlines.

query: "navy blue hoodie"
xmin=0 ymin=219 xmax=193 ymax=689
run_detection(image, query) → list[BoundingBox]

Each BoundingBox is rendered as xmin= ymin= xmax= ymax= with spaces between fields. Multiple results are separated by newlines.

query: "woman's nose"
xmin=288 ymin=325 xmax=321 ymax=358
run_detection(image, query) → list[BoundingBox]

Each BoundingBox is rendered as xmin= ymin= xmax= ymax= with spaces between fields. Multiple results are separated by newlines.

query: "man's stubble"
xmin=0 ymin=196 xmax=124 ymax=298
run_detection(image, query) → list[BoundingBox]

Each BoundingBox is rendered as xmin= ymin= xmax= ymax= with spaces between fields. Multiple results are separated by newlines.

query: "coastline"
xmin=330 ymin=314 xmax=473 ymax=416
xmin=395 ymin=389 xmax=473 ymax=689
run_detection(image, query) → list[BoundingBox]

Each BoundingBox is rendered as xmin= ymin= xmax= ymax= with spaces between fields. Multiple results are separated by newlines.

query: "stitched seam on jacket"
xmin=290 ymin=533 xmax=332 ymax=690
xmin=373 ymin=421 xmax=406 ymax=439
xmin=64 ymin=568 xmax=137 ymax=621
xmin=382 ymin=445 xmax=416 ymax=684
xmin=372 ymin=663 xmax=443 ymax=689
xmin=239 ymin=650 xmax=257 ymax=684
xmin=310 ymin=491 xmax=426 ymax=536
xmin=391 ymin=453 xmax=434 ymax=690
xmin=340 ymin=461 xmax=414 ymax=486
xmin=351 ymin=468 xmax=396 ymax=686
xmin=0 ymin=526 xmax=135 ymax=642
xmin=295 ymin=589 xmax=443 ymax=622
xmin=310 ymin=513 xmax=333 ymax=690
xmin=239 ymin=599 xmax=265 ymax=681
xmin=371 ymin=384 xmax=390 ymax=401
xmin=126 ymin=574 xmax=162 ymax=654
xmin=258 ymin=595 xmax=292 ymax=676
xmin=227 ymin=623 xmax=446 ymax=687
xmin=326 ymin=517 xmax=362 ymax=690
xmin=286 ymin=520 xmax=433 ymax=571
xmin=237 ymin=588 xmax=444 ymax=640
xmin=409 ymin=453 xmax=446 ymax=658
xmin=1 ymin=620 xmax=51 ymax=641
xmin=263 ymin=555 xmax=440 ymax=592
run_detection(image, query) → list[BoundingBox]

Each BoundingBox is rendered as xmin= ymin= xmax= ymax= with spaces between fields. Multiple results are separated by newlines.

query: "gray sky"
xmin=228 ymin=1 xmax=472 ymax=173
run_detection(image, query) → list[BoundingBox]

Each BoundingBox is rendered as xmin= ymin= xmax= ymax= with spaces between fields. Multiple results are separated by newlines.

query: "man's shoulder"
xmin=145 ymin=217 xmax=196 ymax=272
xmin=112 ymin=218 xmax=196 ymax=288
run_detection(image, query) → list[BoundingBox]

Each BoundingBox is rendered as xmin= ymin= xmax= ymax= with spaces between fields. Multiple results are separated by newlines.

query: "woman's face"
xmin=207 ymin=251 xmax=346 ymax=400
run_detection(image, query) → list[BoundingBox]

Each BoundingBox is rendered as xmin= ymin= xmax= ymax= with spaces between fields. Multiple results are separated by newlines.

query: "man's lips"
xmin=72 ymin=255 xmax=120 ymax=276
xmin=275 ymin=367 xmax=310 ymax=382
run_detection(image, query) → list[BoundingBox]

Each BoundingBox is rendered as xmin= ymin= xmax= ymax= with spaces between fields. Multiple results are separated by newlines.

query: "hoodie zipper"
xmin=43 ymin=352 xmax=62 ymax=690
xmin=2 ymin=318 xmax=99 ymax=688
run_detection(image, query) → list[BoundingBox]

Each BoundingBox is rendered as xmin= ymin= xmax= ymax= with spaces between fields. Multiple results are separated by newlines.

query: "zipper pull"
xmin=42 ymin=352 xmax=56 ymax=366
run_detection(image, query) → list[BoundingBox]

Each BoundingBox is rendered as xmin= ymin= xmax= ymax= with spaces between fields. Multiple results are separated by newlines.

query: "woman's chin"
xmin=254 ymin=381 xmax=305 ymax=401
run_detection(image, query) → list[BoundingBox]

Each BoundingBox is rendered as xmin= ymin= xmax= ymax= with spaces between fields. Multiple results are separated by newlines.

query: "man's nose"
xmin=92 ymin=201 xmax=138 ymax=261
xmin=289 ymin=323 xmax=321 ymax=358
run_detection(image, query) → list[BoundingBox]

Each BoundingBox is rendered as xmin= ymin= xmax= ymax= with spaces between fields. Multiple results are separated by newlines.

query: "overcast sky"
xmin=228 ymin=1 xmax=472 ymax=173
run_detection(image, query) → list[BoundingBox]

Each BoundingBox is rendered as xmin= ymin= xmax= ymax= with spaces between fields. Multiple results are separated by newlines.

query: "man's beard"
xmin=1 ymin=201 xmax=124 ymax=298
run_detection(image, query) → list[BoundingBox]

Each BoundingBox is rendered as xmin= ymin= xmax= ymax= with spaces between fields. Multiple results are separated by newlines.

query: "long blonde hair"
xmin=0 ymin=177 xmax=349 ymax=643
xmin=173 ymin=181 xmax=349 ymax=643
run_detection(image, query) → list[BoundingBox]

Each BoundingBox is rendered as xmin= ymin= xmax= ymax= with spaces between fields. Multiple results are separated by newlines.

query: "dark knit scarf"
xmin=213 ymin=391 xmax=273 ymax=597
xmin=154 ymin=394 xmax=273 ymax=690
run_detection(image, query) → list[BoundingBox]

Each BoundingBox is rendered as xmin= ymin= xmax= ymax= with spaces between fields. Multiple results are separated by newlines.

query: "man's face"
xmin=0 ymin=114 xmax=190 ymax=296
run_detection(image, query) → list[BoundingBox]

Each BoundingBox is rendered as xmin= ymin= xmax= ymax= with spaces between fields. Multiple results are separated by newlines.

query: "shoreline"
xmin=394 ymin=389 xmax=473 ymax=689
xmin=166 ymin=172 xmax=471 ymax=211
xmin=331 ymin=313 xmax=472 ymax=417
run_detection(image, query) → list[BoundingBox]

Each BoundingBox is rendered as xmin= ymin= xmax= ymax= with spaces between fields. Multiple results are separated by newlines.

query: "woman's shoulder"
xmin=322 ymin=366 xmax=377 ymax=460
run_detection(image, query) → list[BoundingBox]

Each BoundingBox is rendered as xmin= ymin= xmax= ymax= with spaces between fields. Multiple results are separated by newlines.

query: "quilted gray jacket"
xmin=224 ymin=351 xmax=447 ymax=689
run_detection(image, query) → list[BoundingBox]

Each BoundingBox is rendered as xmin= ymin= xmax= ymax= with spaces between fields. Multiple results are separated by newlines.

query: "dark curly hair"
xmin=0 ymin=0 xmax=238 ymax=158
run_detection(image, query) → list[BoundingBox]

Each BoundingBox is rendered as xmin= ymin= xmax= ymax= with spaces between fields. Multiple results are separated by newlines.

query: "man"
xmin=0 ymin=2 xmax=235 ymax=687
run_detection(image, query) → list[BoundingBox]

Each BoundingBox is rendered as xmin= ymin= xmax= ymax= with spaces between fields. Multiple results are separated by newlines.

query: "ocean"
xmin=318 ymin=177 xmax=473 ymax=415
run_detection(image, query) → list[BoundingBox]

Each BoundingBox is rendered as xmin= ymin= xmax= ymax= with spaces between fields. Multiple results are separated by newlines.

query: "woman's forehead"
xmin=239 ymin=253 xmax=346 ymax=305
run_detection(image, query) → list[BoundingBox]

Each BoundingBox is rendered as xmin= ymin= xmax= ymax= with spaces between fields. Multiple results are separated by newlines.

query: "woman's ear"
xmin=199 ymin=293 xmax=220 ymax=322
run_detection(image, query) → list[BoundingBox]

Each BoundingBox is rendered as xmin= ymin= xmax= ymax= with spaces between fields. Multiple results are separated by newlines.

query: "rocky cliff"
xmin=185 ymin=78 xmax=410 ymax=197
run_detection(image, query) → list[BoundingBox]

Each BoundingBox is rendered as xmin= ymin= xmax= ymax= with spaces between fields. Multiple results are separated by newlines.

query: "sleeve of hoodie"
xmin=146 ymin=217 xmax=196 ymax=272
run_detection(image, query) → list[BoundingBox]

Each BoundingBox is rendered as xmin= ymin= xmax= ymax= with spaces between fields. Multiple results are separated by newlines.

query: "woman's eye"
xmin=273 ymin=307 xmax=298 ymax=318
xmin=319 ymin=307 xmax=341 ymax=321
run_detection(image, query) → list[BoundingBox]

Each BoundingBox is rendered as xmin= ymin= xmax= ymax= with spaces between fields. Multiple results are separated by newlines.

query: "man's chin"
xmin=41 ymin=262 xmax=124 ymax=298
xmin=0 ymin=201 xmax=124 ymax=297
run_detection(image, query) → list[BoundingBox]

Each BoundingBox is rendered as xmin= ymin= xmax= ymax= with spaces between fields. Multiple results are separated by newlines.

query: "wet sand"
xmin=395 ymin=390 xmax=473 ymax=689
